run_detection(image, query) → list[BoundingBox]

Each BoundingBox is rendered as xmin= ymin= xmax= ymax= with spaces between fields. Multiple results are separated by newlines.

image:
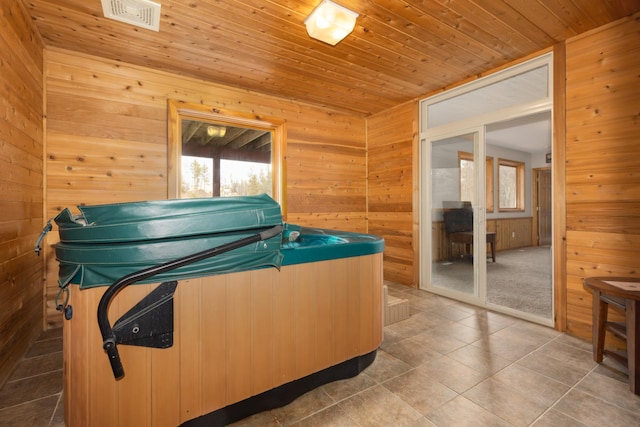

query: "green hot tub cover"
xmin=53 ymin=194 xmax=284 ymax=289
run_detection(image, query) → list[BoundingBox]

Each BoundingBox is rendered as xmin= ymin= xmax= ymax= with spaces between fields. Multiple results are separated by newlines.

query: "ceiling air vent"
xmin=101 ymin=0 xmax=161 ymax=32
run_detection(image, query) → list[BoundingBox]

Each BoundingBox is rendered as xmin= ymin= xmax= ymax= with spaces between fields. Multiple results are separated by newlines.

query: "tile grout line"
xmin=48 ymin=392 xmax=64 ymax=427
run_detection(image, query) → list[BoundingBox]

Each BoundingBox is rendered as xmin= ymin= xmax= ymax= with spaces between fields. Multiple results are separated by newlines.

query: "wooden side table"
xmin=583 ymin=276 xmax=640 ymax=395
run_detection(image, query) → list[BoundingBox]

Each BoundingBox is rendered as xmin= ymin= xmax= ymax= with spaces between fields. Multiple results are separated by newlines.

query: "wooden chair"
xmin=443 ymin=207 xmax=496 ymax=262
xmin=583 ymin=277 xmax=640 ymax=395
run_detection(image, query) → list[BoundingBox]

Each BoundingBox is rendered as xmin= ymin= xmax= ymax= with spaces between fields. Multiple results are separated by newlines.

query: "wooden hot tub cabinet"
xmin=63 ymin=253 xmax=383 ymax=426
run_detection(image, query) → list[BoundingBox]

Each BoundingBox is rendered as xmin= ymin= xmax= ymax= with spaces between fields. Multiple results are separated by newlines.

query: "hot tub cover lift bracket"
xmin=97 ymin=225 xmax=283 ymax=380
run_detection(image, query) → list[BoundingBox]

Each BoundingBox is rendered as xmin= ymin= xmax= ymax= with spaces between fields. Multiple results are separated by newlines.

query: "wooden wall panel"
xmin=43 ymin=47 xmax=367 ymax=329
xmin=63 ymin=254 xmax=383 ymax=426
xmin=564 ymin=14 xmax=640 ymax=343
xmin=367 ymin=101 xmax=417 ymax=285
xmin=0 ymin=1 xmax=44 ymax=387
xmin=431 ymin=218 xmax=533 ymax=262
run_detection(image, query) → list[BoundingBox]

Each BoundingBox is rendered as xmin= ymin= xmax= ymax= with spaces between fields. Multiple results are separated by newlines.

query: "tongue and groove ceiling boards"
xmin=25 ymin=0 xmax=640 ymax=115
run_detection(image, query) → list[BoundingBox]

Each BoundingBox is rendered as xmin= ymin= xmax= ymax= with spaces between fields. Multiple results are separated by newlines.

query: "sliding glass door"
xmin=419 ymin=53 xmax=554 ymax=325
xmin=425 ymin=129 xmax=486 ymax=304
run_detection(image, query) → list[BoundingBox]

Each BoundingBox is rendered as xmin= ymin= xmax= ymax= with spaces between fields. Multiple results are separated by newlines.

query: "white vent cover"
xmin=101 ymin=0 xmax=161 ymax=32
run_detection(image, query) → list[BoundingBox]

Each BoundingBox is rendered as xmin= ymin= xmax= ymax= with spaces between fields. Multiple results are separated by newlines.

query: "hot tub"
xmin=47 ymin=195 xmax=384 ymax=427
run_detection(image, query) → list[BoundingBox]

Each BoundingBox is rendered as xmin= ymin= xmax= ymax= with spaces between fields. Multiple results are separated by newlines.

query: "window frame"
xmin=167 ymin=99 xmax=287 ymax=215
xmin=458 ymin=151 xmax=494 ymax=213
xmin=498 ymin=158 xmax=525 ymax=212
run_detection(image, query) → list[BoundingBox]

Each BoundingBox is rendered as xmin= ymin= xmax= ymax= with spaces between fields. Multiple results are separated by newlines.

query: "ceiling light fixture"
xmin=207 ymin=125 xmax=227 ymax=138
xmin=304 ymin=0 xmax=358 ymax=46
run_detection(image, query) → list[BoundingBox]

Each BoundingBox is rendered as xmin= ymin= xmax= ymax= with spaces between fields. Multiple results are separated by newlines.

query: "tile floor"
xmin=0 ymin=327 xmax=64 ymax=427
xmin=2 ymin=283 xmax=640 ymax=426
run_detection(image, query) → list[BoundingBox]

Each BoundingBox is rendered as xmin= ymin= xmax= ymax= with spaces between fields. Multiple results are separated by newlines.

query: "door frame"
xmin=420 ymin=126 xmax=487 ymax=307
xmin=418 ymin=53 xmax=554 ymax=326
xmin=532 ymin=167 xmax=552 ymax=247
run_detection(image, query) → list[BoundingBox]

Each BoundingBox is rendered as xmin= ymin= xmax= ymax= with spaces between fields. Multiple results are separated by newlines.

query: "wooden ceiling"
xmin=24 ymin=0 xmax=640 ymax=115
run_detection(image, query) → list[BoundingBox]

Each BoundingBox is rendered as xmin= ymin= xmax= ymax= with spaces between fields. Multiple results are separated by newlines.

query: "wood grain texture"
xmin=63 ymin=254 xmax=383 ymax=427
xmin=0 ymin=0 xmax=44 ymax=388
xmin=564 ymin=14 xmax=640 ymax=343
xmin=367 ymin=101 xmax=417 ymax=285
xmin=24 ymin=0 xmax=640 ymax=115
xmin=43 ymin=47 xmax=367 ymax=329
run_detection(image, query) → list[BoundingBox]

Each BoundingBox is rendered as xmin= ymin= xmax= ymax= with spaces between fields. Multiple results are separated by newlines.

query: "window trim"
xmin=498 ymin=158 xmax=525 ymax=212
xmin=167 ymin=99 xmax=287 ymax=215
xmin=458 ymin=151 xmax=494 ymax=213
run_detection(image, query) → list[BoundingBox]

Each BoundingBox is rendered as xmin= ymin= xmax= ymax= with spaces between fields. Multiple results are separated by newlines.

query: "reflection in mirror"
xmin=168 ymin=100 xmax=286 ymax=213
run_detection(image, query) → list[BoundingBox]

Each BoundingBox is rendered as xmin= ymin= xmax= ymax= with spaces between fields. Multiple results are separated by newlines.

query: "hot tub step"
xmin=383 ymin=286 xmax=410 ymax=325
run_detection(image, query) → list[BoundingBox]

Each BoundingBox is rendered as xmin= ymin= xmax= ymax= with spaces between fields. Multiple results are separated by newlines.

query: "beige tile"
xmin=491 ymin=321 xmax=558 ymax=349
xmin=322 ymin=372 xmax=377 ymax=403
xmin=383 ymin=369 xmax=458 ymax=415
xmin=426 ymin=395 xmax=511 ymax=427
xmin=383 ymin=337 xmax=443 ymax=367
xmin=531 ymin=409 xmax=587 ymax=426
xmin=24 ymin=338 xmax=62 ymax=359
xmin=409 ymin=328 xmax=469 ymax=354
xmin=271 ymin=387 xmax=335 ymax=425
xmin=229 ymin=409 xmax=281 ymax=426
xmin=0 ymin=395 xmax=60 ymax=427
xmin=470 ymin=333 xmax=542 ymax=362
xmin=50 ymin=393 xmax=65 ymax=427
xmin=428 ymin=304 xmax=476 ymax=322
xmin=593 ymin=355 xmax=629 ymax=383
xmin=576 ymin=370 xmax=640 ymax=414
xmin=517 ymin=349 xmax=591 ymax=386
xmin=554 ymin=332 xmax=592 ymax=352
xmin=384 ymin=312 xmax=448 ymax=341
xmin=415 ymin=356 xmax=487 ymax=394
xmin=8 ymin=352 xmax=63 ymax=382
xmin=553 ymin=388 xmax=640 ymax=426
xmin=445 ymin=344 xmax=513 ymax=376
xmin=457 ymin=311 xmax=517 ymax=334
xmin=403 ymin=294 xmax=447 ymax=314
xmin=424 ymin=321 xmax=489 ymax=345
xmin=362 ymin=350 xmax=412 ymax=383
xmin=0 ymin=371 xmax=62 ymax=410
xmin=337 ymin=385 xmax=423 ymax=426
xmin=535 ymin=340 xmax=597 ymax=372
xmin=490 ymin=364 xmax=569 ymax=407
xmin=292 ymin=404 xmax=356 ymax=426
xmin=36 ymin=328 xmax=63 ymax=342
xmin=463 ymin=377 xmax=550 ymax=426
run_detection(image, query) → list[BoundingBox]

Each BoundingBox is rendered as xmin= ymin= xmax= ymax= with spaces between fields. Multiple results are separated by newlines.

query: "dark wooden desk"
xmin=583 ymin=276 xmax=640 ymax=395
xmin=449 ymin=231 xmax=496 ymax=262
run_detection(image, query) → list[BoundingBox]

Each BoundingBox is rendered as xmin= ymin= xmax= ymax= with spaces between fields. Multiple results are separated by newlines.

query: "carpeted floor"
xmin=431 ymin=246 xmax=552 ymax=318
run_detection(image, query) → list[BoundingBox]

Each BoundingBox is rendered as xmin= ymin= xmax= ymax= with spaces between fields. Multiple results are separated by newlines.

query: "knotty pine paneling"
xmin=564 ymin=14 xmax=640 ymax=343
xmin=0 ymin=1 xmax=44 ymax=387
xmin=431 ymin=218 xmax=533 ymax=262
xmin=43 ymin=47 xmax=367 ymax=329
xmin=367 ymin=101 xmax=417 ymax=286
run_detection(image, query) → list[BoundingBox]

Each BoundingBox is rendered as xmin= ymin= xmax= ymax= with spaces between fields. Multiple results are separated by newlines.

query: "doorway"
xmin=534 ymin=168 xmax=552 ymax=246
xmin=419 ymin=54 xmax=554 ymax=325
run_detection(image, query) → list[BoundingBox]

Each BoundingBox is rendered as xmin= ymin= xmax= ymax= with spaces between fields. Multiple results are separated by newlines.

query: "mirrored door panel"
xmin=430 ymin=132 xmax=477 ymax=296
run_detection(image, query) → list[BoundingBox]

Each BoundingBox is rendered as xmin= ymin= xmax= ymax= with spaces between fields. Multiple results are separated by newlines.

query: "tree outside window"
xmin=458 ymin=151 xmax=494 ymax=212
xmin=498 ymin=159 xmax=525 ymax=211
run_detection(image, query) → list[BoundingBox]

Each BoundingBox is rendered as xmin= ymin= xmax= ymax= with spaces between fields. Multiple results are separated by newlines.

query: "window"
xmin=458 ymin=151 xmax=494 ymax=212
xmin=168 ymin=100 xmax=286 ymax=212
xmin=498 ymin=158 xmax=524 ymax=211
